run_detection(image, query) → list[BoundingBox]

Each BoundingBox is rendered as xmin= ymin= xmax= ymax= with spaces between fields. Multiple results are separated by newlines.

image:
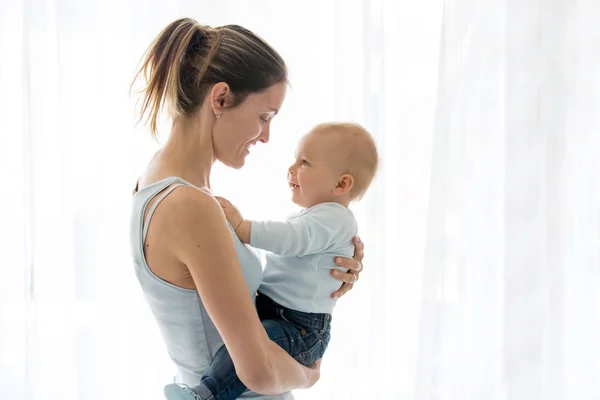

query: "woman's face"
xmin=213 ymin=82 xmax=287 ymax=169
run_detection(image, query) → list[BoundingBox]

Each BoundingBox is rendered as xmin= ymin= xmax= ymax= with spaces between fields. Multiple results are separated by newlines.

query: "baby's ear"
xmin=333 ymin=174 xmax=354 ymax=196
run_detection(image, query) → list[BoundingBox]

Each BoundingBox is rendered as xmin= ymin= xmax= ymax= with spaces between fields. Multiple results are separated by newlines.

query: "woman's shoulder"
xmin=160 ymin=183 xmax=222 ymax=225
xmin=136 ymin=174 xmax=213 ymax=206
xmin=138 ymin=176 xmax=224 ymax=238
xmin=166 ymin=181 xmax=213 ymax=203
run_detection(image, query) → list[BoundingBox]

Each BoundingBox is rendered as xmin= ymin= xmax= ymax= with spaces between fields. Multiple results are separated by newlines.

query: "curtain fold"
xmin=416 ymin=1 xmax=600 ymax=399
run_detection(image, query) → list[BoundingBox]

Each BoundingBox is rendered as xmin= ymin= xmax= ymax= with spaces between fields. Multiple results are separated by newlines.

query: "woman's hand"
xmin=330 ymin=236 xmax=364 ymax=298
xmin=305 ymin=359 xmax=322 ymax=388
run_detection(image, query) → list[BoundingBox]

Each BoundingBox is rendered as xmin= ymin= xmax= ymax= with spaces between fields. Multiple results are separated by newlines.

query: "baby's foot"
xmin=163 ymin=384 xmax=203 ymax=400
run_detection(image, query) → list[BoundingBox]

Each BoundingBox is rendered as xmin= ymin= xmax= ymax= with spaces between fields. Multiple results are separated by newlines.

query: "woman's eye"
xmin=260 ymin=116 xmax=269 ymax=124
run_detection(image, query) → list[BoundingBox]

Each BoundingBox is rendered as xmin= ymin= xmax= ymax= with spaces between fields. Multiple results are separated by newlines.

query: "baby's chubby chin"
xmin=291 ymin=191 xmax=315 ymax=208
xmin=290 ymin=189 xmax=302 ymax=203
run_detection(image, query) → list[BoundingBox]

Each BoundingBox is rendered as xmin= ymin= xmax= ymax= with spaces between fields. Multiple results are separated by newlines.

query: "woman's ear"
xmin=209 ymin=82 xmax=231 ymax=114
xmin=333 ymin=174 xmax=355 ymax=196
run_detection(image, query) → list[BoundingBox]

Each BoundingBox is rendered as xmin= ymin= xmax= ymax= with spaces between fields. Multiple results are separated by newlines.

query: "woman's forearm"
xmin=251 ymin=340 xmax=317 ymax=395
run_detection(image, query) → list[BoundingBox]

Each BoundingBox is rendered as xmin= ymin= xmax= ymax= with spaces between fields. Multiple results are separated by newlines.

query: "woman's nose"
xmin=258 ymin=124 xmax=270 ymax=143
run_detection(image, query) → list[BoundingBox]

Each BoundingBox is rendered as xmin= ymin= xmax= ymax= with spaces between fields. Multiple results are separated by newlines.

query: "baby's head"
xmin=288 ymin=122 xmax=379 ymax=208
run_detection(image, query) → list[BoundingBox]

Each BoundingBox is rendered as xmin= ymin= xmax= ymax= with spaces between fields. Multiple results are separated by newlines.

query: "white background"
xmin=1 ymin=0 xmax=599 ymax=399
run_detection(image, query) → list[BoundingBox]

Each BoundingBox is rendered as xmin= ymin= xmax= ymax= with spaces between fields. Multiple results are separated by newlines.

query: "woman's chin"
xmin=221 ymin=156 xmax=246 ymax=170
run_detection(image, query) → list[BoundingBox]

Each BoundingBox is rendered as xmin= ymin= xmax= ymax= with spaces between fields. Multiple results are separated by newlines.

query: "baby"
xmin=165 ymin=122 xmax=379 ymax=400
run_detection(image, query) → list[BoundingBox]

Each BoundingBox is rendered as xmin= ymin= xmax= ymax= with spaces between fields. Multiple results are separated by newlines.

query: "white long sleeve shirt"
xmin=251 ymin=202 xmax=357 ymax=314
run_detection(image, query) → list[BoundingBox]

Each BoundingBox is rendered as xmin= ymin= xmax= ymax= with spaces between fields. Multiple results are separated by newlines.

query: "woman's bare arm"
xmin=163 ymin=186 xmax=319 ymax=394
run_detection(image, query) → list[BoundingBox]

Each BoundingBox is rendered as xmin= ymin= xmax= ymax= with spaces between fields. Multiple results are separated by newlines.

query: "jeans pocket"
xmin=298 ymin=335 xmax=327 ymax=366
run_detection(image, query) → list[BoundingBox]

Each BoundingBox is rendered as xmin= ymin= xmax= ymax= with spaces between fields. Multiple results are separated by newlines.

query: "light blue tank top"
xmin=130 ymin=177 xmax=293 ymax=399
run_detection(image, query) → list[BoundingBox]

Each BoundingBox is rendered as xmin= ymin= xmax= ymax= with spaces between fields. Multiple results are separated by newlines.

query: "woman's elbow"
xmin=237 ymin=362 xmax=279 ymax=395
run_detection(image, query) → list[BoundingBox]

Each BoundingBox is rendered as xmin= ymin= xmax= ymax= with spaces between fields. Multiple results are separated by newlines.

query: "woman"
xmin=129 ymin=18 xmax=364 ymax=399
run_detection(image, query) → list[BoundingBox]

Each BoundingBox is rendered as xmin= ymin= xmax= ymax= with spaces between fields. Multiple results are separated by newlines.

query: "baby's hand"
xmin=215 ymin=196 xmax=244 ymax=230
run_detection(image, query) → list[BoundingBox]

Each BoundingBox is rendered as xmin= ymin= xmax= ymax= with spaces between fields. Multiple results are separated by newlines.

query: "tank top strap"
xmin=134 ymin=177 xmax=195 ymax=243
xmin=142 ymin=183 xmax=186 ymax=242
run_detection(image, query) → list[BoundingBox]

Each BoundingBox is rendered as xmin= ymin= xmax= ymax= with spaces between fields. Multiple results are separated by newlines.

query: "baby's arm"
xmin=251 ymin=205 xmax=354 ymax=257
xmin=215 ymin=197 xmax=251 ymax=243
xmin=216 ymin=198 xmax=355 ymax=257
xmin=235 ymin=220 xmax=251 ymax=244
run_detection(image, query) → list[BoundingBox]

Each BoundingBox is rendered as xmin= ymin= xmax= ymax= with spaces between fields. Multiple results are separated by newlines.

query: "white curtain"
xmin=1 ymin=0 xmax=598 ymax=399
xmin=416 ymin=1 xmax=600 ymax=399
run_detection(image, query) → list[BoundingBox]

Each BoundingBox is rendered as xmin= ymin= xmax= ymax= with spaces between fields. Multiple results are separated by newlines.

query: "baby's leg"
xmin=189 ymin=319 xmax=303 ymax=400
xmin=256 ymin=293 xmax=331 ymax=366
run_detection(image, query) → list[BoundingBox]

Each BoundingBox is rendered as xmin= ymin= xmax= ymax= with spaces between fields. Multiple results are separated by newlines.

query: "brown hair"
xmin=312 ymin=122 xmax=380 ymax=201
xmin=131 ymin=18 xmax=287 ymax=137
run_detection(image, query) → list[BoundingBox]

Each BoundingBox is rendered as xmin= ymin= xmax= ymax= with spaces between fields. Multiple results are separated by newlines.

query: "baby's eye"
xmin=301 ymin=159 xmax=309 ymax=166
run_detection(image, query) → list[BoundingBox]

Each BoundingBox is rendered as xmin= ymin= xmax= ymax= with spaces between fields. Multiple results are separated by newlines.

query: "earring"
xmin=215 ymin=111 xmax=222 ymax=118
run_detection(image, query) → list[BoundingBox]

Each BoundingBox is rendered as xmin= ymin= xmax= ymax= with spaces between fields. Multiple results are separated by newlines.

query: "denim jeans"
xmin=192 ymin=292 xmax=332 ymax=400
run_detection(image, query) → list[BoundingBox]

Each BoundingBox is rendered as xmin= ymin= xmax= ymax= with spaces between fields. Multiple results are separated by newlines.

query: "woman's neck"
xmin=158 ymin=112 xmax=215 ymax=189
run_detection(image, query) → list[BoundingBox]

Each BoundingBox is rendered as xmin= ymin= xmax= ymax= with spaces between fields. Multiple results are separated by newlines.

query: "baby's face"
xmin=287 ymin=131 xmax=343 ymax=208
